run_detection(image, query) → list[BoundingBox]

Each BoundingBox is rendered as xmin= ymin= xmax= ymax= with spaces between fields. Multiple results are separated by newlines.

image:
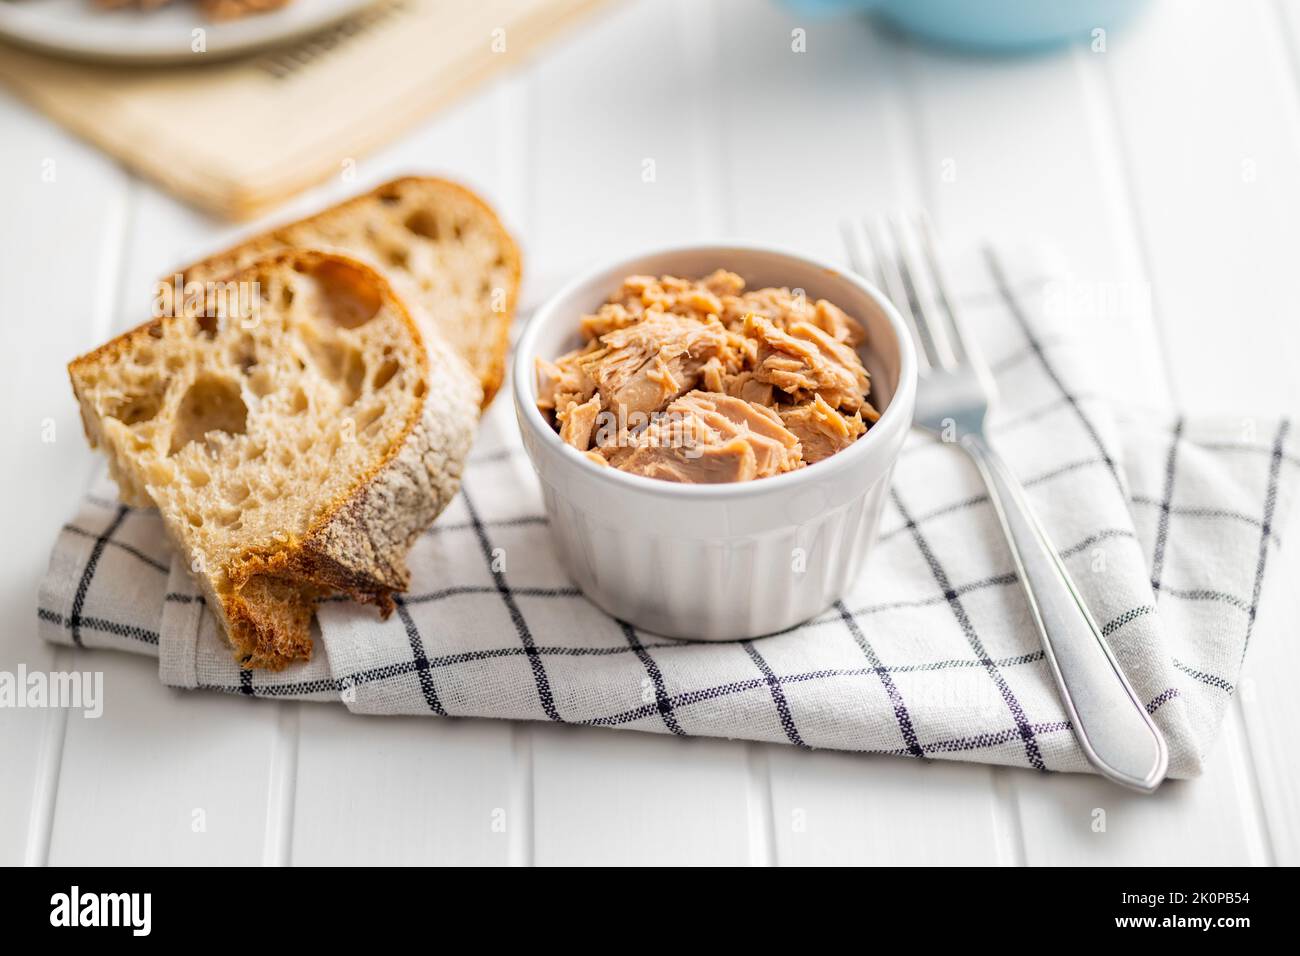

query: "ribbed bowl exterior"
xmin=536 ymin=463 xmax=896 ymax=639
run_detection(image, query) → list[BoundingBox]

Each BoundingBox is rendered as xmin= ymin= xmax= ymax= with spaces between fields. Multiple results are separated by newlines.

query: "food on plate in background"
xmin=93 ymin=0 xmax=293 ymax=20
xmin=68 ymin=251 xmax=481 ymax=671
xmin=536 ymin=272 xmax=880 ymax=483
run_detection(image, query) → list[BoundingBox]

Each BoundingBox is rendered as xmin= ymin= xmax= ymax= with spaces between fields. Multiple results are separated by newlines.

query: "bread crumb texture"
xmin=179 ymin=177 xmax=521 ymax=406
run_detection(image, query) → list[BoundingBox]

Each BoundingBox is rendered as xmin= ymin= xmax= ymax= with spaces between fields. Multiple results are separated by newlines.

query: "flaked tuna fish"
xmin=537 ymin=271 xmax=879 ymax=483
xmin=744 ymin=314 xmax=870 ymax=412
xmin=779 ymin=394 xmax=868 ymax=464
xmin=557 ymin=393 xmax=603 ymax=451
xmin=577 ymin=309 xmax=731 ymax=420
xmin=618 ymin=391 xmax=803 ymax=483
xmin=535 ymin=349 xmax=595 ymax=413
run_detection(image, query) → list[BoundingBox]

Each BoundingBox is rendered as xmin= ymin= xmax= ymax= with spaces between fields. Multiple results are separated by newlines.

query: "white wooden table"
xmin=3 ymin=0 xmax=1297 ymax=866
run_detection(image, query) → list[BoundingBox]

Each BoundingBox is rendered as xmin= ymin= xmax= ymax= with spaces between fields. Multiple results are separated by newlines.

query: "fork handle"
xmin=960 ymin=433 xmax=1169 ymax=792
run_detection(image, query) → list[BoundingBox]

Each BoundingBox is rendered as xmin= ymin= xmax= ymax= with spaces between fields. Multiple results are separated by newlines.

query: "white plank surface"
xmin=0 ymin=94 xmax=132 ymax=865
xmin=47 ymin=667 xmax=283 ymax=866
xmin=1013 ymin=707 xmax=1270 ymax=866
xmin=291 ymin=710 xmax=518 ymax=866
xmin=2 ymin=0 xmax=1297 ymax=866
xmin=1237 ymin=541 xmax=1300 ymax=865
xmin=767 ymin=750 xmax=1011 ymax=865
xmin=531 ymin=725 xmax=755 ymax=866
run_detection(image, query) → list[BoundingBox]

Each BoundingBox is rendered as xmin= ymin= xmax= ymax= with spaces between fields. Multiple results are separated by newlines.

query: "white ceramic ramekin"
xmin=513 ymin=243 xmax=917 ymax=641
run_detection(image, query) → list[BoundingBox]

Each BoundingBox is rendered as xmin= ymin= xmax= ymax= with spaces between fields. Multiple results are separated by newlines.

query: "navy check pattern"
xmin=37 ymin=243 xmax=1297 ymax=778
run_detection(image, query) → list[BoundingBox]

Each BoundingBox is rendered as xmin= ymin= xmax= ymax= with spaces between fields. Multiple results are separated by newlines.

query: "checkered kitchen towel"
xmin=38 ymin=242 xmax=1297 ymax=779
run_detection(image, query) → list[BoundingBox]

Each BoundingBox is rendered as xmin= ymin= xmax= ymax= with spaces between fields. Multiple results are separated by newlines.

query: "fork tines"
xmin=841 ymin=213 xmax=977 ymax=375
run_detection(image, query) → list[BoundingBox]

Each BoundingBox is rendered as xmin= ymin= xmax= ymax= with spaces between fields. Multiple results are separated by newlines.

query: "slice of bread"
xmin=175 ymin=176 xmax=521 ymax=406
xmin=69 ymin=251 xmax=481 ymax=669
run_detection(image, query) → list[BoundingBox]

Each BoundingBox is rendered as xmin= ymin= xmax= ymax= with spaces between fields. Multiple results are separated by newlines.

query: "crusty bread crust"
xmin=174 ymin=176 xmax=521 ymax=407
xmin=70 ymin=250 xmax=481 ymax=670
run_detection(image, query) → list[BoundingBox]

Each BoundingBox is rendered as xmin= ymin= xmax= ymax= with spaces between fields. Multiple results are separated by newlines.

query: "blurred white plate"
xmin=0 ymin=0 xmax=377 ymax=65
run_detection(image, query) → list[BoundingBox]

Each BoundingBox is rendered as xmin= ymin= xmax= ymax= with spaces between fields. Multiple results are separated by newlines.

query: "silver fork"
xmin=843 ymin=214 xmax=1169 ymax=792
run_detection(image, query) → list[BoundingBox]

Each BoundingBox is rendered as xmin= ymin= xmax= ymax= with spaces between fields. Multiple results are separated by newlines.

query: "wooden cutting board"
xmin=0 ymin=0 xmax=609 ymax=219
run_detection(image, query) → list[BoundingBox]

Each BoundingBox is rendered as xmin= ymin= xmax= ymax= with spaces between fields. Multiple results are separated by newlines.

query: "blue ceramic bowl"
xmin=785 ymin=0 xmax=1147 ymax=53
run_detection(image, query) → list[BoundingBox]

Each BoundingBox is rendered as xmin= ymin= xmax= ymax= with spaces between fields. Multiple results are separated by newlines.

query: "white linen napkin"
xmin=38 ymin=242 xmax=1297 ymax=778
